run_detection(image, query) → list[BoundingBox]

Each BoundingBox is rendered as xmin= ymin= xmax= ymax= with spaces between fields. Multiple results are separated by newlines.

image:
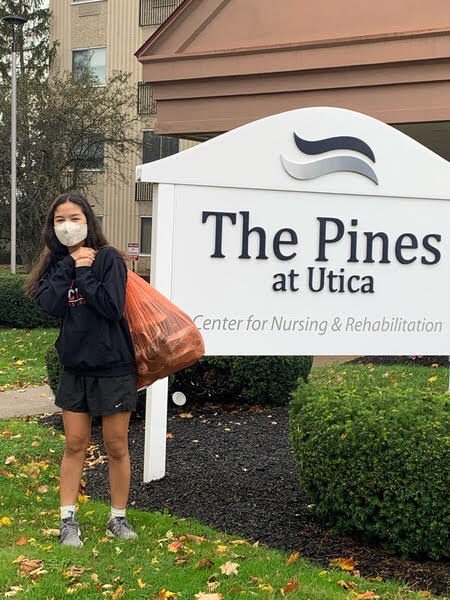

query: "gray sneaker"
xmin=59 ymin=516 xmax=83 ymax=547
xmin=106 ymin=516 xmax=138 ymax=540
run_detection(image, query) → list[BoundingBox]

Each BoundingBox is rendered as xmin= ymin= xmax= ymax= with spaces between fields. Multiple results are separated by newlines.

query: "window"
xmin=143 ymin=130 xmax=179 ymax=163
xmin=70 ymin=133 xmax=105 ymax=171
xmin=135 ymin=182 xmax=153 ymax=202
xmin=140 ymin=216 xmax=152 ymax=255
xmin=137 ymin=82 xmax=156 ymax=115
xmin=140 ymin=0 xmax=184 ymax=26
xmin=72 ymin=47 xmax=106 ymax=84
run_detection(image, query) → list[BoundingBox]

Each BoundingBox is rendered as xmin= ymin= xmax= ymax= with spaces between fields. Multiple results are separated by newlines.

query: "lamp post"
xmin=2 ymin=15 xmax=28 ymax=274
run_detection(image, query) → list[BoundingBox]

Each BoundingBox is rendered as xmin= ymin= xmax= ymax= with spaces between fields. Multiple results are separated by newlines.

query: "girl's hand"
xmin=75 ymin=257 xmax=94 ymax=267
xmin=71 ymin=247 xmax=97 ymax=267
xmin=71 ymin=247 xmax=96 ymax=262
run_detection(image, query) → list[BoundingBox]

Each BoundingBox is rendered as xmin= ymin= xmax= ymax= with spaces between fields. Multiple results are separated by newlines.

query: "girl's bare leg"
xmin=59 ymin=410 xmax=92 ymax=507
xmin=102 ymin=411 xmax=131 ymax=509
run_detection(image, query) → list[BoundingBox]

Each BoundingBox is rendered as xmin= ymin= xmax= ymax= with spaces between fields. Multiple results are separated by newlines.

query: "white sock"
xmin=110 ymin=506 xmax=126 ymax=520
xmin=61 ymin=504 xmax=76 ymax=520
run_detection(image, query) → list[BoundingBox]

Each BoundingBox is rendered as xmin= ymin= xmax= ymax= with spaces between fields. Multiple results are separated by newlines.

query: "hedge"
xmin=0 ymin=273 xmax=60 ymax=328
xmin=168 ymin=355 xmax=313 ymax=406
xmin=289 ymin=374 xmax=449 ymax=559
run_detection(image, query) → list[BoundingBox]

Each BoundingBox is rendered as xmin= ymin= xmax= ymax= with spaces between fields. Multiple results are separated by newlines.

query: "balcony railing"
xmin=137 ymin=82 xmax=157 ymax=115
xmin=139 ymin=0 xmax=184 ymax=26
xmin=135 ymin=182 xmax=153 ymax=202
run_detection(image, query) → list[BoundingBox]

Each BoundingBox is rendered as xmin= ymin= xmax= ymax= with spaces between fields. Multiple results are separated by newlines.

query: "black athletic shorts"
xmin=54 ymin=370 xmax=138 ymax=416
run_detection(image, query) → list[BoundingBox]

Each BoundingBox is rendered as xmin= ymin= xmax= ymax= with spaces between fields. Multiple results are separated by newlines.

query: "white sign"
xmin=136 ymin=107 xmax=450 ymax=480
xmin=127 ymin=242 xmax=139 ymax=261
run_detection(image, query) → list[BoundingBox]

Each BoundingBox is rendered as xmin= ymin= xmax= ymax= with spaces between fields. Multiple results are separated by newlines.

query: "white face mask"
xmin=54 ymin=221 xmax=88 ymax=247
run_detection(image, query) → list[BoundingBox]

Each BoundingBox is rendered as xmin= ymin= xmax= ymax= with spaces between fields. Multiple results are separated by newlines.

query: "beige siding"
xmin=49 ymin=0 xmax=197 ymax=275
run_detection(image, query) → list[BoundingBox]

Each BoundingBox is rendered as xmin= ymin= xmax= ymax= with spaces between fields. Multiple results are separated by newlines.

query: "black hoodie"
xmin=34 ymin=245 xmax=137 ymax=377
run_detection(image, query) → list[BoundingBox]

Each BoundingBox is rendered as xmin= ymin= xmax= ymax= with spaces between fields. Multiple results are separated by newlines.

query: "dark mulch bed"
xmin=351 ymin=355 xmax=449 ymax=367
xmin=38 ymin=402 xmax=449 ymax=596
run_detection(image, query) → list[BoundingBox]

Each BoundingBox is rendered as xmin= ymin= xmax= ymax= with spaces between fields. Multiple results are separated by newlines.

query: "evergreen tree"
xmin=0 ymin=1 xmax=141 ymax=272
xmin=0 ymin=0 xmax=57 ymax=82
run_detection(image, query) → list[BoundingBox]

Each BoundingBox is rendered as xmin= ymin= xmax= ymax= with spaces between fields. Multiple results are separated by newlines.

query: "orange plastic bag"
xmin=123 ymin=269 xmax=205 ymax=390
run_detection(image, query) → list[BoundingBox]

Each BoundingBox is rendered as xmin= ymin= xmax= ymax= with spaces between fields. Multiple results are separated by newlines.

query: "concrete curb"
xmin=0 ymin=384 xmax=61 ymax=419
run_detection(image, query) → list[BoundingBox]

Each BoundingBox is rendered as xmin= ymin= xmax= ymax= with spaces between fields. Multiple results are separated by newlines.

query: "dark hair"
xmin=23 ymin=192 xmax=128 ymax=299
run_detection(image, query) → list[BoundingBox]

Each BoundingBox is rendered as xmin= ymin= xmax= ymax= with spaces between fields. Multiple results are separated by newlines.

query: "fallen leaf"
xmin=16 ymin=536 xmax=28 ymax=546
xmin=179 ymin=413 xmax=193 ymax=419
xmin=18 ymin=558 xmax=47 ymax=580
xmin=168 ymin=540 xmax=182 ymax=553
xmin=181 ymin=533 xmax=206 ymax=545
xmin=152 ymin=590 xmax=176 ymax=599
xmin=330 ymin=557 xmax=356 ymax=571
xmin=4 ymin=585 xmax=25 ymax=597
xmin=219 ymin=561 xmax=239 ymax=576
xmin=282 ymin=577 xmax=300 ymax=593
xmin=356 ymin=593 xmax=380 ymax=599
xmin=63 ymin=566 xmax=91 ymax=578
xmin=258 ymin=583 xmax=274 ymax=592
xmin=337 ymin=579 xmax=358 ymax=590
xmin=195 ymin=594 xmax=223 ymax=600
xmin=197 ymin=558 xmax=214 ymax=569
xmin=287 ymin=551 xmax=299 ymax=564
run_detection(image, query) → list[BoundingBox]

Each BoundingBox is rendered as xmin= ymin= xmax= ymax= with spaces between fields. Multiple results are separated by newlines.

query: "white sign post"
xmin=136 ymin=107 xmax=450 ymax=482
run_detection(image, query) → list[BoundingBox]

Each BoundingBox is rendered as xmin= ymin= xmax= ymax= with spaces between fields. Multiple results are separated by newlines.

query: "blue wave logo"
xmin=281 ymin=133 xmax=378 ymax=185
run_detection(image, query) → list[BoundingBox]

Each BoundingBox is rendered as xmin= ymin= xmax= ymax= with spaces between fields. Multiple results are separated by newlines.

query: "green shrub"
xmin=0 ymin=273 xmax=60 ymax=328
xmin=169 ymin=355 xmax=313 ymax=406
xmin=288 ymin=373 xmax=449 ymax=559
xmin=167 ymin=356 xmax=235 ymax=403
xmin=45 ymin=345 xmax=63 ymax=395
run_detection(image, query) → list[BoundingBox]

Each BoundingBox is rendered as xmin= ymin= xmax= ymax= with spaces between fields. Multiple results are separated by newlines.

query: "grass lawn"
xmin=0 ymin=326 xmax=446 ymax=597
xmin=309 ymin=361 xmax=449 ymax=394
xmin=0 ymin=328 xmax=59 ymax=391
xmin=0 ymin=417 xmax=443 ymax=599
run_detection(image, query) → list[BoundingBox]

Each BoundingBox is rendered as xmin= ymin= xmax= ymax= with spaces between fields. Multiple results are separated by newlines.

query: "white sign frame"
xmin=135 ymin=107 xmax=450 ymax=481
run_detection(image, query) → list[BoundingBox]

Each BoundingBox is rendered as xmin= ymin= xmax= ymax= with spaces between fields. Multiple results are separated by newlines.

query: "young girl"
xmin=24 ymin=192 xmax=139 ymax=547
